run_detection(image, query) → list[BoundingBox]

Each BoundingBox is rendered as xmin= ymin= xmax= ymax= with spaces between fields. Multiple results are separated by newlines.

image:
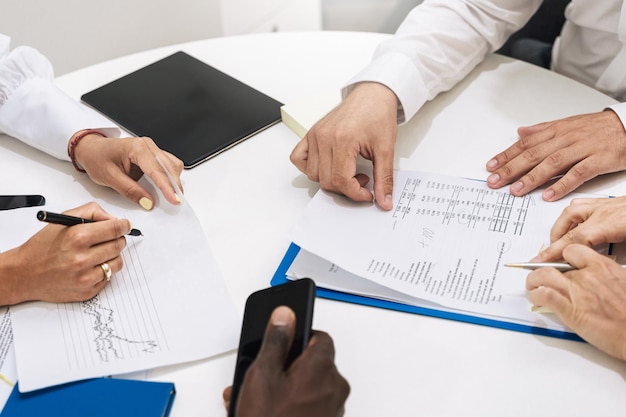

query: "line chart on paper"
xmin=56 ymin=239 xmax=169 ymax=370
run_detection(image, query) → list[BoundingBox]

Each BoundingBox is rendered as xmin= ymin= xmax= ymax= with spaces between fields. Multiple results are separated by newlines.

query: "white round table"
xmin=3 ymin=31 xmax=625 ymax=417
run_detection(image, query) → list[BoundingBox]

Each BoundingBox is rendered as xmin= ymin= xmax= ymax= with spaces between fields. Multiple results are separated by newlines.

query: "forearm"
xmin=0 ymin=78 xmax=120 ymax=160
xmin=0 ymin=40 xmax=120 ymax=160
xmin=0 ymin=248 xmax=29 ymax=306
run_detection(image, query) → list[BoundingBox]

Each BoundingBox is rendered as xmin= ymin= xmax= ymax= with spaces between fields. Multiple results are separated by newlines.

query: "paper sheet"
xmin=1 ymin=178 xmax=240 ymax=392
xmin=289 ymin=170 xmax=607 ymax=330
xmin=287 ymin=248 xmax=571 ymax=331
xmin=0 ymin=308 xmax=16 ymax=409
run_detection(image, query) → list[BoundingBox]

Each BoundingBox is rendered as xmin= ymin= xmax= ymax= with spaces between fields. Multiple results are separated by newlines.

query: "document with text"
xmin=0 ymin=308 xmax=16 ymax=409
xmin=288 ymin=170 xmax=608 ymax=333
xmin=1 ymin=178 xmax=240 ymax=392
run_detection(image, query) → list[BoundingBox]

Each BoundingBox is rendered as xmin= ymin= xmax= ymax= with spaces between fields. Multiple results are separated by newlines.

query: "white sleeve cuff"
xmin=342 ymin=52 xmax=430 ymax=125
xmin=0 ymin=77 xmax=120 ymax=161
xmin=608 ymin=102 xmax=626 ymax=131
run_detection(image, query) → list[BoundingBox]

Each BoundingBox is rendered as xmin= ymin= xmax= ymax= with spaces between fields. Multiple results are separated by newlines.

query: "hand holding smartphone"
xmin=228 ymin=278 xmax=316 ymax=417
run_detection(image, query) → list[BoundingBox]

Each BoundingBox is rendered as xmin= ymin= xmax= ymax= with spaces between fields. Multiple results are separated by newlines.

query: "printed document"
xmin=0 ymin=178 xmax=240 ymax=392
xmin=289 ymin=170 xmax=607 ymax=332
xmin=0 ymin=308 xmax=16 ymax=409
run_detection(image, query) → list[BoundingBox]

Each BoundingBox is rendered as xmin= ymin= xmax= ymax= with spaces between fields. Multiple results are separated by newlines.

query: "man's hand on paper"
xmin=223 ymin=306 xmax=350 ymax=417
xmin=486 ymin=110 xmax=626 ymax=201
xmin=526 ymin=244 xmax=626 ymax=361
xmin=72 ymin=133 xmax=184 ymax=211
xmin=0 ymin=203 xmax=130 ymax=305
xmin=290 ymin=82 xmax=398 ymax=211
xmin=532 ymin=196 xmax=626 ymax=262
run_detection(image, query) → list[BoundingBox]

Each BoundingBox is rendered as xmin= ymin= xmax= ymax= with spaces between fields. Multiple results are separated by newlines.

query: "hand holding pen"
xmin=37 ymin=210 xmax=143 ymax=236
xmin=36 ymin=207 xmax=142 ymax=290
xmin=521 ymin=244 xmax=626 ymax=361
xmin=506 ymin=261 xmax=626 ymax=272
xmin=533 ymin=196 xmax=626 ymax=264
xmin=0 ymin=203 xmax=133 ymax=306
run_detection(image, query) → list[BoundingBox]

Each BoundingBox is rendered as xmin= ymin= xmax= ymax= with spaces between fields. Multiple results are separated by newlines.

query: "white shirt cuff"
xmin=0 ymin=77 xmax=120 ymax=161
xmin=608 ymin=102 xmax=626 ymax=131
xmin=342 ymin=52 xmax=430 ymax=125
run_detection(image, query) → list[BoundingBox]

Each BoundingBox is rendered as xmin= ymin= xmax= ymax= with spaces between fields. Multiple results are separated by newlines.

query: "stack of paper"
xmin=278 ymin=169 xmax=608 ymax=339
xmin=0 ymin=175 xmax=240 ymax=395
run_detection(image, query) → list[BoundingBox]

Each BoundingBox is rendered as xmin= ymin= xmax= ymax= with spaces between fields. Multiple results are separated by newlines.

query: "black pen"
xmin=37 ymin=210 xmax=143 ymax=236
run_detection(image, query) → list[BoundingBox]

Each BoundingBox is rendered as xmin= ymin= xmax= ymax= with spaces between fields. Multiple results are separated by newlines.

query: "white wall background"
xmin=1 ymin=0 xmax=422 ymax=75
xmin=323 ymin=0 xmax=422 ymax=33
xmin=220 ymin=0 xmax=322 ymax=36
xmin=0 ymin=0 xmax=223 ymax=75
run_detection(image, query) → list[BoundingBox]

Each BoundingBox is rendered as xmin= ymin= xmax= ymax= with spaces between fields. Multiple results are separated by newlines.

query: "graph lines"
xmin=58 ymin=239 xmax=168 ymax=369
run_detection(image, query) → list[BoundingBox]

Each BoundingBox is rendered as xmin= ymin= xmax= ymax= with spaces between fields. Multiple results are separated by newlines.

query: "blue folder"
xmin=1 ymin=378 xmax=176 ymax=417
xmin=271 ymin=243 xmax=582 ymax=342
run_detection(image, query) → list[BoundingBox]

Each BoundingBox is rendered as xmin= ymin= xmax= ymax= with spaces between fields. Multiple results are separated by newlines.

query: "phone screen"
xmin=228 ymin=278 xmax=315 ymax=417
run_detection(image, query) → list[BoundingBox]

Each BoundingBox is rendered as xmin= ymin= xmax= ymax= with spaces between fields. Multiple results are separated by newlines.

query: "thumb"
xmin=561 ymin=243 xmax=599 ymax=270
xmin=255 ymin=306 xmax=296 ymax=370
xmin=104 ymin=171 xmax=155 ymax=211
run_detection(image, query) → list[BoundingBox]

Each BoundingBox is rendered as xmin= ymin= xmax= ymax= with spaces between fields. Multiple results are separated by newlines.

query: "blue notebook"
xmin=1 ymin=378 xmax=175 ymax=417
xmin=271 ymin=243 xmax=582 ymax=342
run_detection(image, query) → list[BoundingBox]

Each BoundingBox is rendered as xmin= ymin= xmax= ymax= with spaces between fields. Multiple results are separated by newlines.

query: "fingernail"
xmin=531 ymin=305 xmax=553 ymax=314
xmin=510 ymin=181 xmax=524 ymax=193
xmin=175 ymin=194 xmax=182 ymax=203
xmin=487 ymin=159 xmax=498 ymax=169
xmin=487 ymin=173 xmax=500 ymax=184
xmin=543 ymin=189 xmax=555 ymax=201
xmin=271 ymin=306 xmax=294 ymax=327
xmin=139 ymin=197 xmax=154 ymax=211
xmin=384 ymin=194 xmax=393 ymax=207
xmin=529 ymin=255 xmax=540 ymax=262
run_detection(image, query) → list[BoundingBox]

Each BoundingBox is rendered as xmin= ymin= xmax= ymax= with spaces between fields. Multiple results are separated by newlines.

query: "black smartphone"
xmin=228 ymin=278 xmax=316 ymax=417
xmin=0 ymin=195 xmax=45 ymax=211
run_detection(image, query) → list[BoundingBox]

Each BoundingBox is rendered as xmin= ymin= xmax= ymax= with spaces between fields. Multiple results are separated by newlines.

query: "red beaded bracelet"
xmin=67 ymin=129 xmax=107 ymax=172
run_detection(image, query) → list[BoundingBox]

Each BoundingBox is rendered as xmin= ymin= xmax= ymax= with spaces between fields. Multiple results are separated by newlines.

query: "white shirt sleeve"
xmin=608 ymin=102 xmax=626 ymax=131
xmin=0 ymin=34 xmax=120 ymax=161
xmin=342 ymin=0 xmax=543 ymax=124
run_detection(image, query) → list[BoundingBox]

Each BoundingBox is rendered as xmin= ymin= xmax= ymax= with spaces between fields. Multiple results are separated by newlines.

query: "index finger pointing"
xmin=134 ymin=152 xmax=183 ymax=206
xmin=372 ymin=147 xmax=394 ymax=210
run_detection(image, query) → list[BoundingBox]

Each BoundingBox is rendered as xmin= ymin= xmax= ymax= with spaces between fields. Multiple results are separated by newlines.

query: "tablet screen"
xmin=81 ymin=51 xmax=283 ymax=168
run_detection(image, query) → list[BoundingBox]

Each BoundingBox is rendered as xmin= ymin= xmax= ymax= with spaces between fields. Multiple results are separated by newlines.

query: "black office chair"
xmin=497 ymin=0 xmax=570 ymax=69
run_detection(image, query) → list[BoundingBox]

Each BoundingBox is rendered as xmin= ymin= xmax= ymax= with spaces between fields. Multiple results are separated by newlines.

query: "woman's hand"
xmin=0 ymin=202 xmax=131 ymax=305
xmin=72 ymin=133 xmax=184 ymax=210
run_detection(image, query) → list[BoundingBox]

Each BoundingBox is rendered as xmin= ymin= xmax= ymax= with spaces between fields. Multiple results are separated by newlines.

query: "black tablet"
xmin=81 ymin=51 xmax=283 ymax=168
